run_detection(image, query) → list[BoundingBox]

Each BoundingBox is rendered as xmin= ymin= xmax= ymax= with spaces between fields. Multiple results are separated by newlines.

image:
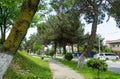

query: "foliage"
xmin=37 ymin=13 xmax=85 ymax=54
xmin=0 ymin=0 xmax=21 ymax=44
xmin=56 ymin=58 xmax=120 ymax=79
xmin=50 ymin=0 xmax=110 ymax=61
xmin=87 ymin=58 xmax=108 ymax=79
xmin=64 ymin=53 xmax=73 ymax=61
xmin=103 ymin=46 xmax=112 ymax=52
xmin=87 ymin=58 xmax=108 ymax=71
xmin=92 ymin=34 xmax=104 ymax=53
xmin=109 ymin=0 xmax=120 ymax=28
xmin=51 ymin=0 xmax=108 ymax=24
xmin=48 ymin=48 xmax=54 ymax=57
xmin=3 ymin=51 xmax=52 ymax=79
xmin=33 ymin=42 xmax=42 ymax=51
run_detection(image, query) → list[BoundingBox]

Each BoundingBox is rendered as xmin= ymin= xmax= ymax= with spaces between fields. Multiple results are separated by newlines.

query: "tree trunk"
xmin=78 ymin=1 xmax=99 ymax=68
xmin=54 ymin=41 xmax=57 ymax=54
xmin=2 ymin=0 xmax=40 ymax=54
xmin=53 ymin=41 xmax=57 ymax=58
xmin=0 ymin=0 xmax=40 ymax=78
xmin=71 ymin=44 xmax=74 ymax=53
xmin=0 ymin=25 xmax=3 ymax=44
xmin=0 ymin=53 xmax=13 ymax=79
xmin=63 ymin=44 xmax=66 ymax=54
xmin=77 ymin=44 xmax=80 ymax=53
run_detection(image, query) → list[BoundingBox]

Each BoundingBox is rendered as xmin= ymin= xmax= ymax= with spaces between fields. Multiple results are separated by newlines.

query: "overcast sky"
xmin=84 ymin=17 xmax=120 ymax=42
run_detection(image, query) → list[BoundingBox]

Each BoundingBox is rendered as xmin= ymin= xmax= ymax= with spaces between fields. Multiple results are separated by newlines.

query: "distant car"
xmin=94 ymin=53 xmax=119 ymax=60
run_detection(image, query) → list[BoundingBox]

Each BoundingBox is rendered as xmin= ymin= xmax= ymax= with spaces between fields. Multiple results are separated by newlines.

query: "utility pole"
xmin=98 ymin=36 xmax=100 ymax=54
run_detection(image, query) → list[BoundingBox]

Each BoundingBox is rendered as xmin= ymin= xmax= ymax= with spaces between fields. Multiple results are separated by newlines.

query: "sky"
xmin=84 ymin=17 xmax=120 ymax=42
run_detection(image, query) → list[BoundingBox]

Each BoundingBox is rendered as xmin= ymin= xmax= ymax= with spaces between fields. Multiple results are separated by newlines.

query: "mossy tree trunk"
xmin=2 ymin=0 xmax=40 ymax=54
xmin=0 ymin=0 xmax=40 ymax=78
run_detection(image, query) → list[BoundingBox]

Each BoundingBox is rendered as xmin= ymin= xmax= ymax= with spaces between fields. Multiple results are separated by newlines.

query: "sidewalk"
xmin=49 ymin=59 xmax=84 ymax=79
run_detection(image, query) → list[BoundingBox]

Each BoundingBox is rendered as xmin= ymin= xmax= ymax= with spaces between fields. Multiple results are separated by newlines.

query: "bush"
xmin=87 ymin=58 xmax=108 ymax=79
xmin=64 ymin=53 xmax=73 ymax=61
xmin=47 ymin=49 xmax=54 ymax=57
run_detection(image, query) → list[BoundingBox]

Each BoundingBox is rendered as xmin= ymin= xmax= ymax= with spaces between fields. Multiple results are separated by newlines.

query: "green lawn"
xmin=56 ymin=58 xmax=120 ymax=79
xmin=3 ymin=51 xmax=52 ymax=79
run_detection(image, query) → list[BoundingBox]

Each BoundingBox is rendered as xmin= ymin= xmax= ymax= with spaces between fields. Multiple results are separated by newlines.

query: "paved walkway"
xmin=49 ymin=59 xmax=84 ymax=79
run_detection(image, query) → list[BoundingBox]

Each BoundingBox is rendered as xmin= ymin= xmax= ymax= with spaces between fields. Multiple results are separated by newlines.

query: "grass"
xmin=3 ymin=50 xmax=52 ymax=79
xmin=56 ymin=58 xmax=120 ymax=79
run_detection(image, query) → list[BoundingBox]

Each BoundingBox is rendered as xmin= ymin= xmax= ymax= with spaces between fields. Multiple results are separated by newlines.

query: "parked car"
xmin=94 ymin=53 xmax=119 ymax=60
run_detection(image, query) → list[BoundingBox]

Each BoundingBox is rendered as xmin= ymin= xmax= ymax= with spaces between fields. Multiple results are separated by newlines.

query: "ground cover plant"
xmin=3 ymin=51 xmax=52 ymax=79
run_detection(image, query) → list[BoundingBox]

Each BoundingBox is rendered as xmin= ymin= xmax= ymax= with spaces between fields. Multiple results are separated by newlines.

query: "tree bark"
xmin=63 ymin=44 xmax=66 ymax=54
xmin=71 ymin=44 xmax=74 ymax=53
xmin=0 ymin=0 xmax=40 ymax=78
xmin=0 ymin=53 xmax=13 ymax=79
xmin=78 ymin=1 xmax=99 ymax=68
xmin=2 ymin=0 xmax=40 ymax=54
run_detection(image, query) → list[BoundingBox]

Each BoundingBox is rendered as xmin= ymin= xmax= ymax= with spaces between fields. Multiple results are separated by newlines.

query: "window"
xmin=112 ymin=44 xmax=115 ymax=47
xmin=117 ymin=44 xmax=119 ymax=47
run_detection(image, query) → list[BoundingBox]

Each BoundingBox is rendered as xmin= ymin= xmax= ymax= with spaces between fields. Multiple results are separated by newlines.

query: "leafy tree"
xmin=50 ymin=0 xmax=111 ymax=67
xmin=1 ymin=0 xmax=40 ymax=54
xmin=33 ymin=42 xmax=42 ymax=52
xmin=0 ymin=0 xmax=40 ymax=78
xmin=37 ymin=12 xmax=85 ymax=54
xmin=0 ymin=0 xmax=21 ymax=44
xmin=103 ymin=45 xmax=112 ymax=53
xmin=109 ymin=0 xmax=120 ymax=28
xmin=92 ymin=35 xmax=104 ymax=53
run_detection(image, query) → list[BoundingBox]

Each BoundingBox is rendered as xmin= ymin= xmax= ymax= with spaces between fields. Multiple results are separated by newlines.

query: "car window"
xmin=105 ymin=53 xmax=116 ymax=56
xmin=100 ymin=54 xmax=103 ymax=56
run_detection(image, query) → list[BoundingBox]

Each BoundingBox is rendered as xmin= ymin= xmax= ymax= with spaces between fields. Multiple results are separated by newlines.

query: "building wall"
xmin=109 ymin=43 xmax=120 ymax=51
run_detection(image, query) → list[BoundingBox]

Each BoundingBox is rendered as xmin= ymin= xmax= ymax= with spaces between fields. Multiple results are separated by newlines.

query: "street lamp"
xmin=98 ymin=36 xmax=101 ymax=54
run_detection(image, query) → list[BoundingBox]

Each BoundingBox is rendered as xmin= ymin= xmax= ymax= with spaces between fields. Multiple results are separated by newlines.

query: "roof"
xmin=106 ymin=39 xmax=120 ymax=44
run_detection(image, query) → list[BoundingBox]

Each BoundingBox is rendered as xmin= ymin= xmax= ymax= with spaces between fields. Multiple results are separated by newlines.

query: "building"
xmin=106 ymin=39 xmax=120 ymax=51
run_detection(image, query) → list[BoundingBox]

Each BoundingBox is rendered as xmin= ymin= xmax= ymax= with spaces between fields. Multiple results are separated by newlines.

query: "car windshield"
xmin=105 ymin=53 xmax=116 ymax=56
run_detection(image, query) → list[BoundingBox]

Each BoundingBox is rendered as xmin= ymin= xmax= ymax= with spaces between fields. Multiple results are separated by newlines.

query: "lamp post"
xmin=98 ymin=36 xmax=100 ymax=54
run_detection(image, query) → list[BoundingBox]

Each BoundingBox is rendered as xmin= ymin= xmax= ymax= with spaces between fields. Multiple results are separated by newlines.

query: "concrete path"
xmin=49 ymin=59 xmax=84 ymax=79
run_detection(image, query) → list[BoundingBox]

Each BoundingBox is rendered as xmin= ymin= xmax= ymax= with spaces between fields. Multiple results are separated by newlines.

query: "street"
xmin=106 ymin=61 xmax=120 ymax=74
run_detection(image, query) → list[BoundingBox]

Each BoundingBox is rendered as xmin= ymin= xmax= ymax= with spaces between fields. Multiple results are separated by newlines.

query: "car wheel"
xmin=105 ymin=58 xmax=109 ymax=60
xmin=116 ymin=57 xmax=119 ymax=60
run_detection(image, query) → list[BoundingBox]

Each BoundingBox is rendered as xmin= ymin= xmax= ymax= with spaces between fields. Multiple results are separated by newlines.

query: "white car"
xmin=94 ymin=53 xmax=119 ymax=60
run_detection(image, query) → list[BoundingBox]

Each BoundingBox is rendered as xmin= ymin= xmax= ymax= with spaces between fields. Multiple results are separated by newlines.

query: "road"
xmin=106 ymin=61 xmax=120 ymax=74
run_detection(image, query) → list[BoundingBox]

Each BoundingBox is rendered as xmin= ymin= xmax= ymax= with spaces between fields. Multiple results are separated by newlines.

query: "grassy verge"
xmin=56 ymin=58 xmax=120 ymax=79
xmin=3 ymin=50 xmax=52 ymax=79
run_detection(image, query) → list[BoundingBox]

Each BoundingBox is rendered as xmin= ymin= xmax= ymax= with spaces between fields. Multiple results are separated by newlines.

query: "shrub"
xmin=64 ymin=53 xmax=73 ymax=61
xmin=48 ymin=49 xmax=54 ymax=57
xmin=87 ymin=58 xmax=108 ymax=79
